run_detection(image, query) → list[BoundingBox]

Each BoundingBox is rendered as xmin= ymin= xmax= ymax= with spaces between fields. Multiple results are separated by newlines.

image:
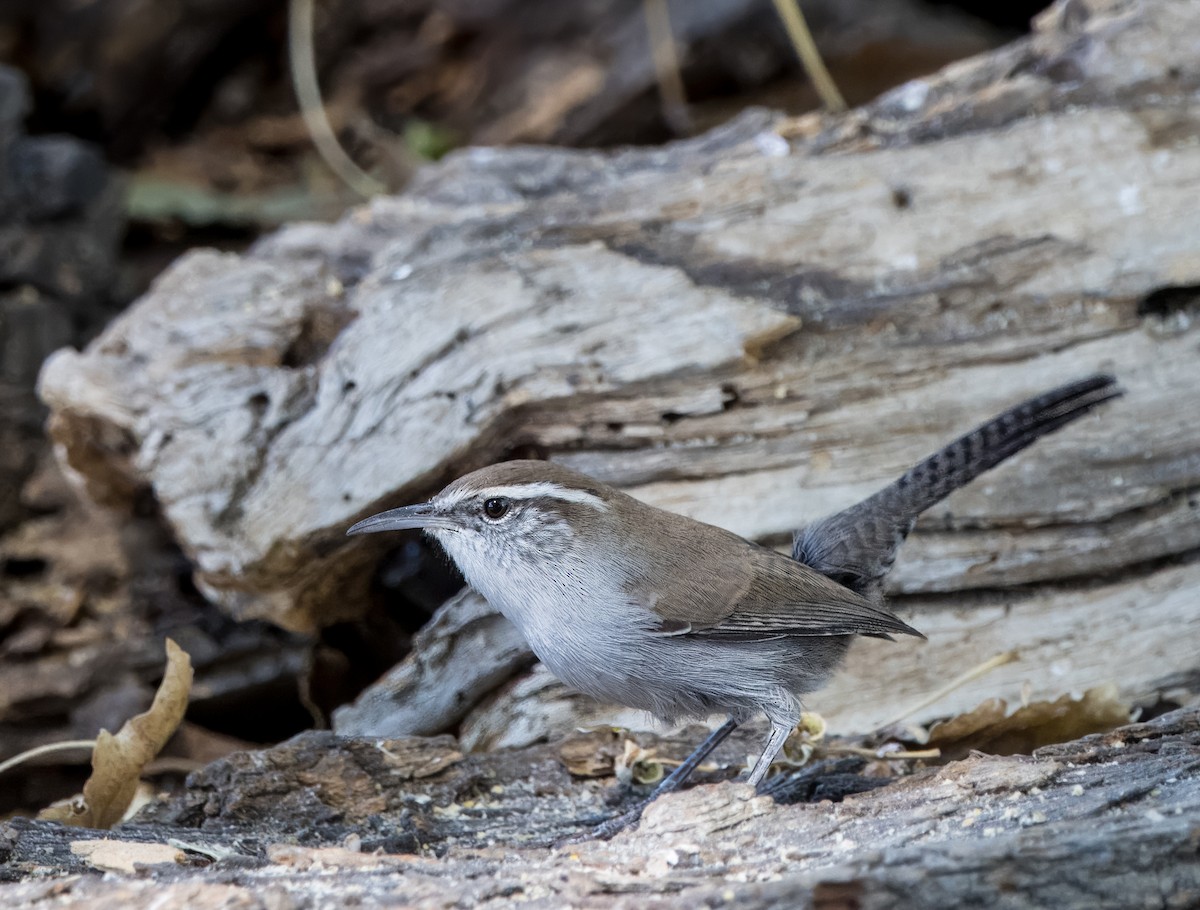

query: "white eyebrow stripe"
xmin=441 ymin=482 xmax=609 ymax=511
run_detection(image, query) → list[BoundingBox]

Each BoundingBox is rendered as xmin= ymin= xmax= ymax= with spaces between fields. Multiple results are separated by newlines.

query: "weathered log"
xmin=37 ymin=0 xmax=1200 ymax=746
xmin=1 ymin=706 xmax=1197 ymax=907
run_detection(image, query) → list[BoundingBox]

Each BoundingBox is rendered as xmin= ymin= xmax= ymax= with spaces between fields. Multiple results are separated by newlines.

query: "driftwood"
xmin=39 ymin=0 xmax=1197 ymax=738
xmin=1 ymin=706 xmax=1197 ymax=906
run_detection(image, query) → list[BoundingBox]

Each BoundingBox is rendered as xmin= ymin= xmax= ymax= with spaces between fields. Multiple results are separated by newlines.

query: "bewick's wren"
xmin=348 ymin=374 xmax=1120 ymax=835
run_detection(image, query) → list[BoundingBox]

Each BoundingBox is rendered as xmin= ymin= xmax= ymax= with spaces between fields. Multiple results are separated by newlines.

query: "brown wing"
xmin=618 ymin=502 xmax=923 ymax=642
xmin=683 ymin=545 xmax=924 ymax=640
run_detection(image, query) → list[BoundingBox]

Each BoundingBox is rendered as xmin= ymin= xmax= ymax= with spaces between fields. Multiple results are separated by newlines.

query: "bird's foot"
xmin=554 ymin=802 xmax=648 ymax=847
xmin=586 ymin=805 xmax=645 ymax=841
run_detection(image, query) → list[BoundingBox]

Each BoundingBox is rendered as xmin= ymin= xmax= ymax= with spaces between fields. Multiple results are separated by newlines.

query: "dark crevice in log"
xmin=1138 ymin=283 xmax=1200 ymax=319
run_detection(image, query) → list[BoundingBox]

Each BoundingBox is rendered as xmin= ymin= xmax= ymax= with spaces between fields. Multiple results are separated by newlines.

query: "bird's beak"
xmin=346 ymin=502 xmax=456 ymax=536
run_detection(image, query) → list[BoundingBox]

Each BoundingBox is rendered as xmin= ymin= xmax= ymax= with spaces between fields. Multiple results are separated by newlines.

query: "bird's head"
xmin=347 ymin=460 xmax=617 ymax=577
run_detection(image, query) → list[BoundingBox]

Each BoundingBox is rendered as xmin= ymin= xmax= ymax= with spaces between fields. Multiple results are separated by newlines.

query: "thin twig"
xmin=0 ymin=740 xmax=97 ymax=777
xmin=881 ymin=650 xmax=1021 ymax=730
xmin=289 ymin=0 xmax=385 ymax=197
xmin=770 ymin=0 xmax=847 ymax=112
xmin=825 ymin=745 xmax=942 ymax=760
xmin=643 ymin=0 xmax=692 ymax=134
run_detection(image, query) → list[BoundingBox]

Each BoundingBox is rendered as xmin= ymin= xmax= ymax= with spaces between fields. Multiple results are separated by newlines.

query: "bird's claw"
xmin=554 ymin=806 xmax=645 ymax=847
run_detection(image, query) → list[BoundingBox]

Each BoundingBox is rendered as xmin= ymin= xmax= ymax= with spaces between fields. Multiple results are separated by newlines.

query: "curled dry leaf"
xmin=782 ymin=711 xmax=828 ymax=765
xmin=926 ymin=683 xmax=1131 ymax=761
xmin=615 ymin=739 xmax=664 ymax=786
xmin=40 ymin=639 xmax=193 ymax=829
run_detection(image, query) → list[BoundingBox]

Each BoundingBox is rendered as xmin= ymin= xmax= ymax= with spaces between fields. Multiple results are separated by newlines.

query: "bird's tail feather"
xmin=792 ymin=374 xmax=1122 ymax=595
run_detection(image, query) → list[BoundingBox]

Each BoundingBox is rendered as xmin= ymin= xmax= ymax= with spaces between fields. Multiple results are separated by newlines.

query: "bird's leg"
xmin=744 ymin=722 xmax=793 ymax=787
xmin=575 ymin=717 xmax=740 ymax=842
xmin=648 ymin=717 xmax=741 ymax=800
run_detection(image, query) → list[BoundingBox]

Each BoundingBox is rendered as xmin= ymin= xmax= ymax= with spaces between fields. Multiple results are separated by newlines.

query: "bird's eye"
xmin=482 ymin=497 xmax=510 ymax=520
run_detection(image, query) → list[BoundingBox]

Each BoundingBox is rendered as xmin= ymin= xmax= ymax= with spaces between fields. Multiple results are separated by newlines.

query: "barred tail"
xmin=793 ymin=374 xmax=1122 ymax=595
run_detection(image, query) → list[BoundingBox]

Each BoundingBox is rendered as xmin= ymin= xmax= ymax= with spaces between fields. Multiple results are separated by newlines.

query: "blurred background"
xmin=1 ymin=0 xmax=1056 ymax=816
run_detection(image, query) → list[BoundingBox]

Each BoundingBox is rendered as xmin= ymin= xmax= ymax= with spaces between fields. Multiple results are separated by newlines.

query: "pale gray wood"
xmin=38 ymin=0 xmax=1200 ymax=740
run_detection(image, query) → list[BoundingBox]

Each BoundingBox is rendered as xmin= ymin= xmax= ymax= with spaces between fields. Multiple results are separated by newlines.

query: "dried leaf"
xmin=40 ymin=639 xmax=193 ymax=828
xmin=70 ymin=839 xmax=184 ymax=874
xmin=925 ymin=698 xmax=1009 ymax=745
xmin=927 ymin=684 xmax=1130 ymax=761
xmin=615 ymin=739 xmax=664 ymax=786
xmin=782 ymin=711 xmax=828 ymax=765
xmin=559 ymin=729 xmax=621 ymax=778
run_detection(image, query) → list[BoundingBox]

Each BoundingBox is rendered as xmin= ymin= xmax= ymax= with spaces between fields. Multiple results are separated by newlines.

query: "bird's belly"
xmin=520 ymin=619 xmax=811 ymax=724
xmin=480 ymin=585 xmax=663 ymax=707
xmin=477 ymin=583 xmax=830 ymax=725
xmin=521 ymin=624 xmax=664 ymax=712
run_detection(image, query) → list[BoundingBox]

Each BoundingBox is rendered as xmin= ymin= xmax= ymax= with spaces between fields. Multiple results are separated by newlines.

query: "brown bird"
xmin=348 ymin=374 xmax=1121 ymax=836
